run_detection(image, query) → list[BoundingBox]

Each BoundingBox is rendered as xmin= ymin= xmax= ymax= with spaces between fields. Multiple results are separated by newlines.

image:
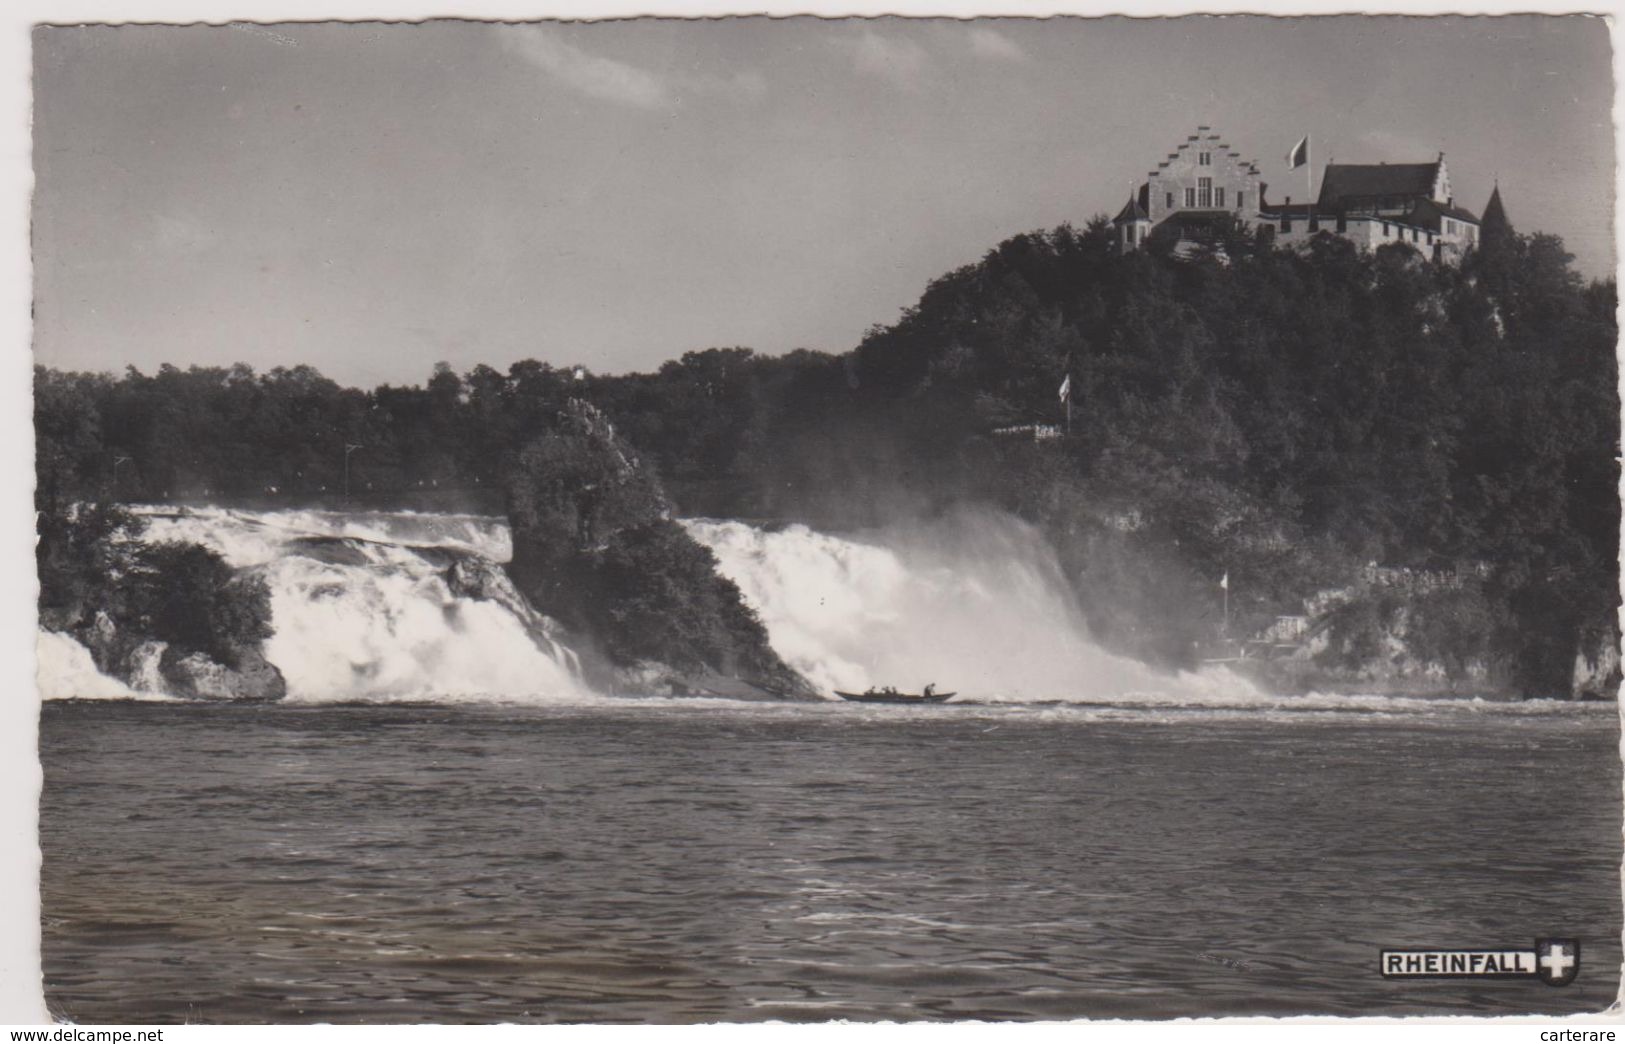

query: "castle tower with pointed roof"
xmin=1479 ymin=182 xmax=1513 ymax=249
xmin=1114 ymin=192 xmax=1150 ymax=252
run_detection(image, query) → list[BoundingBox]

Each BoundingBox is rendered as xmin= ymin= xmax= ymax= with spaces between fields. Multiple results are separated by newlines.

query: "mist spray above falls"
xmin=686 ymin=509 xmax=1251 ymax=703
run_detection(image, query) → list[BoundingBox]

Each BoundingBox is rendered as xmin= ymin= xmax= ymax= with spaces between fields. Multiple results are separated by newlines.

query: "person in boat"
xmin=923 ymin=683 xmax=936 ymax=698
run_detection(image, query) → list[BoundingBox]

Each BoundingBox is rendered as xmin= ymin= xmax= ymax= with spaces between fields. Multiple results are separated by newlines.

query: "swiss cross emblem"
xmin=1535 ymin=938 xmax=1580 ymax=987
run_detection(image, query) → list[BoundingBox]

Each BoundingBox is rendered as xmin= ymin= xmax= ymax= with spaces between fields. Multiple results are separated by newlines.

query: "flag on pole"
xmin=1286 ymin=136 xmax=1309 ymax=170
xmin=1058 ymin=374 xmax=1072 ymax=403
xmin=1219 ymin=572 xmax=1229 ymax=591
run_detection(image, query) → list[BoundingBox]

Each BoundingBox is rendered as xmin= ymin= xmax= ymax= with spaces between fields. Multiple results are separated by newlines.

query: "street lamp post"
xmin=343 ymin=444 xmax=363 ymax=499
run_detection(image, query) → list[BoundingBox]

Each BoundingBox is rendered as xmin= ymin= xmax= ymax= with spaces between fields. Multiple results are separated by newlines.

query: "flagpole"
xmin=1306 ymin=136 xmax=1313 ymax=230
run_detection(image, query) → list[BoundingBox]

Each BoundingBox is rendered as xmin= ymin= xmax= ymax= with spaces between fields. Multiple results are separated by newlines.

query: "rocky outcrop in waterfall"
xmin=159 ymin=645 xmax=286 ymax=702
xmin=75 ymin=609 xmax=286 ymax=702
xmin=38 ymin=503 xmax=286 ymax=702
xmin=505 ymin=399 xmax=814 ymax=700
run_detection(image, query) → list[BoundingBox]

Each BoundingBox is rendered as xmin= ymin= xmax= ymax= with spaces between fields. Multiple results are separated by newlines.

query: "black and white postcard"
xmin=15 ymin=7 xmax=1622 ymax=1026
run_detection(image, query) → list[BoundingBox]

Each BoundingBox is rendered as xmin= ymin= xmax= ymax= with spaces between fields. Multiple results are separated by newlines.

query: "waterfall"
xmin=127 ymin=507 xmax=592 ymax=704
xmin=686 ymin=509 xmax=1257 ymax=704
xmin=41 ymin=504 xmax=1259 ymax=706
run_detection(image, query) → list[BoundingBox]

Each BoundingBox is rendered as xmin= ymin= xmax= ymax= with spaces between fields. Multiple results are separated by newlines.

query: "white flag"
xmin=1058 ymin=374 xmax=1072 ymax=402
xmin=1219 ymin=572 xmax=1229 ymax=591
xmin=1286 ymin=136 xmax=1309 ymax=170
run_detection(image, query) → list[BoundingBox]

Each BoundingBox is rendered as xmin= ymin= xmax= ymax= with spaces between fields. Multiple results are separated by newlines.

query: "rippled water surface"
xmin=40 ymin=699 xmax=1622 ymax=1022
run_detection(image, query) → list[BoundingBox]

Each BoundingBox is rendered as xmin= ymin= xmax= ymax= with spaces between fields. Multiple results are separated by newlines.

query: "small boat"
xmin=835 ymin=688 xmax=956 ymax=704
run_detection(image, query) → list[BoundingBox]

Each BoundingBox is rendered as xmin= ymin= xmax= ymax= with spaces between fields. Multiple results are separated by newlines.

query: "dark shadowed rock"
xmin=78 ymin=610 xmax=125 ymax=674
xmin=158 ymin=644 xmax=286 ymax=702
xmin=445 ymin=552 xmax=522 ymax=607
xmin=504 ymin=398 xmax=815 ymax=700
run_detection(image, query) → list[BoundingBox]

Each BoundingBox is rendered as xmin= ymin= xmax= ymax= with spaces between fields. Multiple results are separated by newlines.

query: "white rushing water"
xmin=39 ymin=504 xmax=1592 ymax=716
xmin=36 ymin=630 xmax=162 ymax=701
xmin=120 ymin=507 xmax=590 ymax=705
xmin=687 ymin=510 xmax=1260 ymax=705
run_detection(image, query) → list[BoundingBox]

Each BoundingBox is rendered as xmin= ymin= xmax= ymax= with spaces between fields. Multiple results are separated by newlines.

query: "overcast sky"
xmin=31 ymin=16 xmax=1615 ymax=388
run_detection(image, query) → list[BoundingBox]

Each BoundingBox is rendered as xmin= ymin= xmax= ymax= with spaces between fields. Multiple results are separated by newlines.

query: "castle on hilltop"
xmin=1112 ymin=126 xmax=1507 ymax=264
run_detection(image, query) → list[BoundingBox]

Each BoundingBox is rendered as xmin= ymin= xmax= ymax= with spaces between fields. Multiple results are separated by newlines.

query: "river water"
xmin=39 ymin=697 xmax=1621 ymax=1023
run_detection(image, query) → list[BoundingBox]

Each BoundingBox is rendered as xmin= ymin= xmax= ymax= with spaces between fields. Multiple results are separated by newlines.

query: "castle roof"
xmin=1481 ymin=184 xmax=1511 ymax=234
xmin=1318 ymin=161 xmax=1440 ymax=208
xmin=1160 ymin=210 xmax=1240 ymax=231
xmin=1113 ymin=192 xmax=1149 ymax=224
xmin=1258 ymin=201 xmax=1316 ymax=218
xmin=1407 ymin=197 xmax=1479 ymax=226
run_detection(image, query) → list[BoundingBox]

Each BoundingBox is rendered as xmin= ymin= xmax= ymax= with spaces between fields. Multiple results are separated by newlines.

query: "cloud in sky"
xmin=502 ymin=27 xmax=767 ymax=109
xmin=502 ymin=27 xmax=672 ymax=109
xmin=967 ymin=27 xmax=1027 ymax=63
xmin=847 ymin=30 xmax=930 ymax=90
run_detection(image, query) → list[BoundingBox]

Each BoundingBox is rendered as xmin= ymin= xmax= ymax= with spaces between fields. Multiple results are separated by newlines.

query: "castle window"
xmin=1236 ymin=192 xmax=1244 ymax=211
xmin=1336 ymin=214 xmax=1347 ymax=233
xmin=1185 ymin=187 xmax=1196 ymax=208
xmin=1383 ymin=222 xmax=1391 ymax=236
xmin=1198 ymin=177 xmax=1212 ymax=207
xmin=1199 ymin=152 xmax=1211 ymax=166
xmin=1214 ymin=187 xmax=1226 ymax=208
xmin=1166 ymin=191 xmax=1175 ymax=210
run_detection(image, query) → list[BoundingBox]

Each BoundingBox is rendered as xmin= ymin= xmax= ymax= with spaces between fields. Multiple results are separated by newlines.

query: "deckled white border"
xmin=1 ymin=0 xmax=1619 ymax=1032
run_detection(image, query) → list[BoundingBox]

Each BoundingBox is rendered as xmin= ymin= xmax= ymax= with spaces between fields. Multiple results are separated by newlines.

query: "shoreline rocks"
xmin=59 ymin=609 xmax=286 ymax=703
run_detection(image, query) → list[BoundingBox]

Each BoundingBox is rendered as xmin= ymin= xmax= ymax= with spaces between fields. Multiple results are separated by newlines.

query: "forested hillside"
xmin=36 ymin=219 xmax=1619 ymax=696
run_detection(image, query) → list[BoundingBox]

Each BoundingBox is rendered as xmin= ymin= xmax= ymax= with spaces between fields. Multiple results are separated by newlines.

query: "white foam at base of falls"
xmin=686 ymin=511 xmax=1263 ymax=705
xmin=37 ymin=631 xmax=164 ymax=701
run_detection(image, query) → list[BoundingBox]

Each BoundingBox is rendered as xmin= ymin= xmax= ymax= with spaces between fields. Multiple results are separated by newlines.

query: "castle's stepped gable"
xmin=1115 ymin=125 xmax=1263 ymax=252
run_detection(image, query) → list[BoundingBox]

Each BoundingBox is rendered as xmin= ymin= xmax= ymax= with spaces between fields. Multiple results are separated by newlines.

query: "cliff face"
xmin=504 ymin=399 xmax=814 ymax=699
xmin=1223 ymin=571 xmax=1617 ymax=700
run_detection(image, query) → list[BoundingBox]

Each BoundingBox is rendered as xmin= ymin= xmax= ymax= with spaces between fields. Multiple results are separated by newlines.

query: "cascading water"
xmin=36 ymin=630 xmax=154 ymax=701
xmin=124 ymin=507 xmax=593 ymax=704
xmin=37 ymin=506 xmax=1588 ymax=720
xmin=686 ymin=509 xmax=1259 ymax=705
xmin=39 ymin=504 xmax=1260 ymax=707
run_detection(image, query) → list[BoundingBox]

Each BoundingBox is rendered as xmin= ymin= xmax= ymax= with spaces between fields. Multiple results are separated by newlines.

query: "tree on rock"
xmin=504 ymin=398 xmax=810 ymax=697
